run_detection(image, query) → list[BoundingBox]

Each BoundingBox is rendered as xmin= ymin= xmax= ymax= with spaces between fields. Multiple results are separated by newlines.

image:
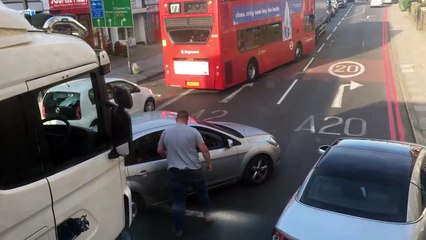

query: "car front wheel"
xmin=144 ymin=98 xmax=155 ymax=112
xmin=243 ymin=155 xmax=272 ymax=185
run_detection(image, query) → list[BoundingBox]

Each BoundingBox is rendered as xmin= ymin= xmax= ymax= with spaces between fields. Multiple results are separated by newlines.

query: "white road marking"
xmin=331 ymin=81 xmax=363 ymax=108
xmin=219 ymin=83 xmax=254 ymax=103
xmin=362 ymin=41 xmax=365 ymax=47
xmin=317 ymin=43 xmax=325 ymax=53
xmin=277 ymin=79 xmax=298 ymax=105
xmin=400 ymin=64 xmax=415 ymax=73
xmin=326 ymin=33 xmax=333 ymax=41
xmin=157 ymin=89 xmax=194 ymax=110
xmin=333 ymin=26 xmax=337 ymax=32
xmin=338 ymin=21 xmax=342 ymax=26
xmin=303 ymin=57 xmax=315 ymax=72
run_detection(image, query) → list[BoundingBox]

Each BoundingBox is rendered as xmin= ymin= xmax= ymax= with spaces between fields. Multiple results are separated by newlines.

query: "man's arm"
xmin=157 ymin=144 xmax=166 ymax=158
xmin=198 ymin=143 xmax=212 ymax=171
xmin=157 ymin=131 xmax=167 ymax=158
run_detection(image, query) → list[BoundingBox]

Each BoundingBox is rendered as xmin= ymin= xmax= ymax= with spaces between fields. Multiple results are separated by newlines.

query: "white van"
xmin=0 ymin=3 xmax=133 ymax=240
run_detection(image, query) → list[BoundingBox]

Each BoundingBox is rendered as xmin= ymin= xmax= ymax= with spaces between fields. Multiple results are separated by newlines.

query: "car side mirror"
xmin=227 ymin=139 xmax=233 ymax=148
xmin=318 ymin=145 xmax=329 ymax=155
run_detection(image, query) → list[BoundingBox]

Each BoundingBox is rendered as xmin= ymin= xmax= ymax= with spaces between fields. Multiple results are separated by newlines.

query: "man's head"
xmin=176 ymin=110 xmax=189 ymax=124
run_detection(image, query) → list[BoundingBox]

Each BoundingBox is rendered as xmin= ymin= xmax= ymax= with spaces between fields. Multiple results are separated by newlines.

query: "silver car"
xmin=273 ymin=138 xmax=426 ymax=240
xmin=126 ymin=111 xmax=281 ymax=206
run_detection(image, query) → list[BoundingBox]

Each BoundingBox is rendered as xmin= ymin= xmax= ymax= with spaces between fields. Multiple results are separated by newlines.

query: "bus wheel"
xmin=247 ymin=59 xmax=258 ymax=82
xmin=295 ymin=42 xmax=303 ymax=61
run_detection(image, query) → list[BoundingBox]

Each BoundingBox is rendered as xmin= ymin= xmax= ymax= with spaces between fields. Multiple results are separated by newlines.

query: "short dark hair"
xmin=176 ymin=110 xmax=189 ymax=120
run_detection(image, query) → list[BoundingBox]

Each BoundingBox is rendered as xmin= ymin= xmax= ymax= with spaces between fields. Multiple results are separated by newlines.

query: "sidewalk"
xmin=106 ymin=43 xmax=164 ymax=84
xmin=388 ymin=3 xmax=426 ymax=144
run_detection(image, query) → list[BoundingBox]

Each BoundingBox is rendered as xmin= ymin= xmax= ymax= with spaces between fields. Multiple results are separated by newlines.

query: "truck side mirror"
xmin=108 ymin=86 xmax=133 ymax=158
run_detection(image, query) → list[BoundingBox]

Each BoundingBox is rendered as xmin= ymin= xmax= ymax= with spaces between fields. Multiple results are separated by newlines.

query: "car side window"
xmin=108 ymin=81 xmax=140 ymax=94
xmin=0 ymin=94 xmax=47 ymax=189
xmin=195 ymin=127 xmax=226 ymax=150
xmin=126 ymin=131 xmax=164 ymax=165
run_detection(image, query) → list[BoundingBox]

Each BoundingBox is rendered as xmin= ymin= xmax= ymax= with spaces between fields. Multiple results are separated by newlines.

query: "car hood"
xmin=212 ymin=121 xmax=270 ymax=138
xmin=275 ymin=197 xmax=417 ymax=240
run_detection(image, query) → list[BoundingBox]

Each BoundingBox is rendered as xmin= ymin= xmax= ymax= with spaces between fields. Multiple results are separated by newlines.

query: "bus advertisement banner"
xmin=232 ymin=0 xmax=302 ymax=25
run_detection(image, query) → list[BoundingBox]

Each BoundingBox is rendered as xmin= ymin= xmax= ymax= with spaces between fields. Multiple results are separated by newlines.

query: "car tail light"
xmin=42 ymin=104 xmax=46 ymax=118
xmin=75 ymin=104 xmax=81 ymax=120
xmin=272 ymin=228 xmax=289 ymax=240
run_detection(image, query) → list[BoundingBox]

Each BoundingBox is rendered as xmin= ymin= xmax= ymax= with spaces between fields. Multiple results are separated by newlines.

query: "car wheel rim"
xmin=145 ymin=101 xmax=155 ymax=111
xmin=250 ymin=159 xmax=269 ymax=183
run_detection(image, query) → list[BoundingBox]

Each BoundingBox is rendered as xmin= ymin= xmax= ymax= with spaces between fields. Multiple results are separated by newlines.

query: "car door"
xmin=195 ymin=127 xmax=240 ymax=186
xmin=108 ymin=80 xmax=144 ymax=114
xmin=0 ymin=94 xmax=56 ymax=240
xmin=126 ymin=130 xmax=170 ymax=204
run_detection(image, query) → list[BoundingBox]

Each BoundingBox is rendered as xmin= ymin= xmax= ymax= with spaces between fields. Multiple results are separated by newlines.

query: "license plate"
xmin=186 ymin=81 xmax=200 ymax=87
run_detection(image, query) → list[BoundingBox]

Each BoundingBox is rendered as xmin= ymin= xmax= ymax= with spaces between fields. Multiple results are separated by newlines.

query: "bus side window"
xmin=237 ymin=30 xmax=245 ymax=51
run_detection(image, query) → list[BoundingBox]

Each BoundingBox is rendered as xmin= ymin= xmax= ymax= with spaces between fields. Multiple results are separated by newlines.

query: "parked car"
xmin=370 ymin=0 xmax=384 ymax=6
xmin=126 ymin=111 xmax=281 ymax=207
xmin=273 ymin=138 xmax=426 ymax=240
xmin=42 ymin=77 xmax=155 ymax=128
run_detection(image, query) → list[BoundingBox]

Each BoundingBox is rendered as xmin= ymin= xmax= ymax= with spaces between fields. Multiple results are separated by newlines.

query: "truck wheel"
xmin=246 ymin=59 xmax=258 ymax=82
xmin=295 ymin=42 xmax=303 ymax=62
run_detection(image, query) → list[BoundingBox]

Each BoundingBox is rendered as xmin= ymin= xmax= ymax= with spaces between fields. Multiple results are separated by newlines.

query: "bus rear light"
xmin=216 ymin=66 xmax=219 ymax=69
xmin=165 ymin=64 xmax=169 ymax=68
xmin=162 ymin=40 xmax=167 ymax=47
xmin=166 ymin=70 xmax=170 ymax=74
xmin=216 ymin=72 xmax=219 ymax=76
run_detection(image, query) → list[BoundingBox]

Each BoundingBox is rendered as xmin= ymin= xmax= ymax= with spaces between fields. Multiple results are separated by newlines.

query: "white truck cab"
xmin=0 ymin=2 xmax=133 ymax=240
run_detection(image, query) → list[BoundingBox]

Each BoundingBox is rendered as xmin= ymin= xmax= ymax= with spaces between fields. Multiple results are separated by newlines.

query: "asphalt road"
xmin=130 ymin=2 xmax=414 ymax=239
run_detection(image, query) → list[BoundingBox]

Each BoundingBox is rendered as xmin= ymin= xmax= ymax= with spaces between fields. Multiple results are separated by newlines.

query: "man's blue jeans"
xmin=168 ymin=168 xmax=211 ymax=232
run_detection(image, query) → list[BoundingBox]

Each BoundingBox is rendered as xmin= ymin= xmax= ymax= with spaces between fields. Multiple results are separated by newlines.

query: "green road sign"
xmin=89 ymin=0 xmax=134 ymax=28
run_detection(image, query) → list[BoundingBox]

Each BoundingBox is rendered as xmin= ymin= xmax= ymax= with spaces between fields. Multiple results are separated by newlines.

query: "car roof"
xmin=46 ymin=77 xmax=130 ymax=92
xmin=131 ymin=111 xmax=197 ymax=138
xmin=317 ymin=139 xmax=420 ymax=184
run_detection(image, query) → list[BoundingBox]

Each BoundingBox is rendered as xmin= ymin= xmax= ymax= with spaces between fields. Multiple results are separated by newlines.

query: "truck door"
xmin=36 ymin=77 xmax=127 ymax=240
xmin=0 ymin=94 xmax=56 ymax=240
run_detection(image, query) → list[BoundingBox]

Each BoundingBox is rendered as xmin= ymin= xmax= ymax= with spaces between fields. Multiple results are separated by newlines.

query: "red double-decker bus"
xmin=159 ymin=0 xmax=316 ymax=90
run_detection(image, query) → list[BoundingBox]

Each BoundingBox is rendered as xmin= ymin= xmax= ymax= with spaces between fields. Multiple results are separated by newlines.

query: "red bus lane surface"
xmin=383 ymin=8 xmax=405 ymax=141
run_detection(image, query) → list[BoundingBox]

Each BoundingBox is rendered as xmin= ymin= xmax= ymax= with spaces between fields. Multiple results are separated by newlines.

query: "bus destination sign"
xmin=184 ymin=2 xmax=207 ymax=13
xmin=169 ymin=1 xmax=208 ymax=14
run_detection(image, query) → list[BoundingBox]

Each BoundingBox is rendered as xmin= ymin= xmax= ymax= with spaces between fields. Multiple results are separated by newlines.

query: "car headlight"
xmin=267 ymin=136 xmax=279 ymax=147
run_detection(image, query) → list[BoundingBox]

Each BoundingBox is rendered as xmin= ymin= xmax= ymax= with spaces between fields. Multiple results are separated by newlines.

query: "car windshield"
xmin=300 ymin=169 xmax=407 ymax=222
xmin=194 ymin=119 xmax=244 ymax=138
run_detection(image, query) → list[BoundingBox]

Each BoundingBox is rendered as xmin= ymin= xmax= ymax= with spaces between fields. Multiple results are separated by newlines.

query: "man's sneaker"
xmin=172 ymin=227 xmax=183 ymax=238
